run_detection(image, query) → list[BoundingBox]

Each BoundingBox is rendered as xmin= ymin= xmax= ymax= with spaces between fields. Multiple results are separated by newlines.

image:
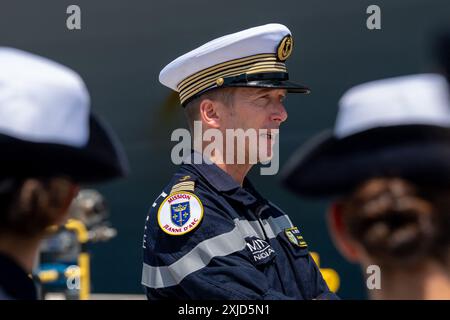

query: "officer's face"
xmin=224 ymin=87 xmax=288 ymax=126
xmin=219 ymin=87 xmax=288 ymax=161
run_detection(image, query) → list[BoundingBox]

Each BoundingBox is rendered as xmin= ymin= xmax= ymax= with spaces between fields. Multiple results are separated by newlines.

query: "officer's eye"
xmin=255 ymin=95 xmax=270 ymax=105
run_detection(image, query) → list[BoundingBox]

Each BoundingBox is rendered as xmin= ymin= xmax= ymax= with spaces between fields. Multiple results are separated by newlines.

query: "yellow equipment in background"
xmin=311 ymin=252 xmax=340 ymax=293
xmin=35 ymin=190 xmax=116 ymax=300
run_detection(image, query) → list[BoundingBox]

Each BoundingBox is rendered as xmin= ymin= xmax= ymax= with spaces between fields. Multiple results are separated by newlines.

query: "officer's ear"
xmin=327 ymin=202 xmax=362 ymax=263
xmin=199 ymin=98 xmax=221 ymax=129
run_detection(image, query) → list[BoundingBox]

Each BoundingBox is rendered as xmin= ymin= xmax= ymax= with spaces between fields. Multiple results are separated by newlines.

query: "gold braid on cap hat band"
xmin=177 ymin=53 xmax=287 ymax=105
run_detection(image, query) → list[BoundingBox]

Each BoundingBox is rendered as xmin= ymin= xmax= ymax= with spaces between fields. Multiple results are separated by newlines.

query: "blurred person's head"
xmin=329 ymin=178 xmax=450 ymax=299
xmin=0 ymin=177 xmax=78 ymax=238
xmin=282 ymin=74 xmax=450 ymax=299
xmin=0 ymin=47 xmax=128 ymax=274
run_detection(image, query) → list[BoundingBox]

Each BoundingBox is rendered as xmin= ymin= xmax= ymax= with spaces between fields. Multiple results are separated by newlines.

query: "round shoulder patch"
xmin=157 ymin=191 xmax=204 ymax=236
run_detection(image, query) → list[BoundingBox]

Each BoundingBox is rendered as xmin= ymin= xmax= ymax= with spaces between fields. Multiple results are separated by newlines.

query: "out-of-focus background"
xmin=1 ymin=0 xmax=449 ymax=299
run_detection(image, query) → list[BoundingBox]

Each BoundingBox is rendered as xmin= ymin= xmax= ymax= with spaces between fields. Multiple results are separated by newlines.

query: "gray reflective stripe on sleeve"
xmin=142 ymin=215 xmax=293 ymax=289
xmin=244 ymin=211 xmax=266 ymax=238
xmin=142 ymin=218 xmax=250 ymax=289
xmin=242 ymin=214 xmax=293 ymax=239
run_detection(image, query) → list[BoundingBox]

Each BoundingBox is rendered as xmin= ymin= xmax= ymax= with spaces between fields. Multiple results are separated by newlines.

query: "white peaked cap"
xmin=0 ymin=47 xmax=90 ymax=147
xmin=335 ymin=74 xmax=450 ymax=138
xmin=0 ymin=47 xmax=128 ymax=183
xmin=158 ymin=23 xmax=309 ymax=105
xmin=160 ymin=24 xmax=291 ymax=90
xmin=281 ymin=73 xmax=450 ymax=197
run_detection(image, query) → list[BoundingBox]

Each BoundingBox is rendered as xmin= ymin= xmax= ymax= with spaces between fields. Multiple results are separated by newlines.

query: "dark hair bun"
xmin=343 ymin=178 xmax=438 ymax=266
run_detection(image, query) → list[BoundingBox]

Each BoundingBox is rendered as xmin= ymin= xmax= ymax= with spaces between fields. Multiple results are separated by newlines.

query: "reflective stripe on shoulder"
xmin=142 ymin=214 xmax=293 ymax=289
xmin=255 ymin=204 xmax=294 ymax=238
xmin=260 ymin=213 xmax=294 ymax=238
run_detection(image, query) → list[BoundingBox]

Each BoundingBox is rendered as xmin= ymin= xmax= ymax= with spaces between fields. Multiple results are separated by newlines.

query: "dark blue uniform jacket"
xmin=142 ymin=159 xmax=338 ymax=300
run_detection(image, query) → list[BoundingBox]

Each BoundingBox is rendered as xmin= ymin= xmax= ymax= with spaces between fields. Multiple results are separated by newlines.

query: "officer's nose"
xmin=271 ymin=101 xmax=288 ymax=124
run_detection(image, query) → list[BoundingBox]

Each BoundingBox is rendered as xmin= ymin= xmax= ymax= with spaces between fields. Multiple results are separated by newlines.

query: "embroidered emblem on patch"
xmin=157 ymin=192 xmax=203 ymax=236
xmin=245 ymin=236 xmax=276 ymax=265
xmin=285 ymin=227 xmax=307 ymax=248
xmin=277 ymin=35 xmax=293 ymax=61
xmin=170 ymin=201 xmax=190 ymax=227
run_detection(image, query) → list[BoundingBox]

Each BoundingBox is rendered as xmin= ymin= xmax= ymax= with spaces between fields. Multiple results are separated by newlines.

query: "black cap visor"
xmin=0 ymin=114 xmax=128 ymax=184
xmin=226 ymin=79 xmax=310 ymax=94
xmin=281 ymin=124 xmax=450 ymax=198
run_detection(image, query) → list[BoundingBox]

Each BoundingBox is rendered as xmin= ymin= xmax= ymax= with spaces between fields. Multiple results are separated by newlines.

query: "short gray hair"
xmin=183 ymin=88 xmax=236 ymax=132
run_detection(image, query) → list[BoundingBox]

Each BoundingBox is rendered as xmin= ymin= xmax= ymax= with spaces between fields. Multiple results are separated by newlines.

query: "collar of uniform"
xmin=182 ymin=151 xmax=259 ymax=206
xmin=0 ymin=252 xmax=37 ymax=300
